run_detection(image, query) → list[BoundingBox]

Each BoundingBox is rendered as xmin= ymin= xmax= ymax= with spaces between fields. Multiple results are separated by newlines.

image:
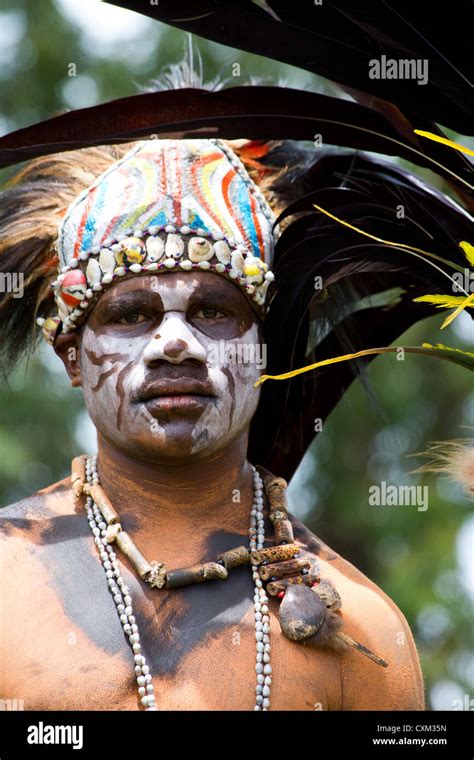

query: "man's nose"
xmin=143 ymin=314 xmax=207 ymax=365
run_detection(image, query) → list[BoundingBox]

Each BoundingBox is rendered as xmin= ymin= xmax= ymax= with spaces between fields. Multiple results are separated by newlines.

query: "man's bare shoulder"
xmin=1 ymin=475 xmax=72 ymax=531
xmin=290 ymin=513 xmax=425 ymax=710
xmin=0 ymin=477 xmax=75 ymax=567
xmin=291 ymin=512 xmax=404 ymax=608
xmin=0 ymin=476 xmax=72 ymax=518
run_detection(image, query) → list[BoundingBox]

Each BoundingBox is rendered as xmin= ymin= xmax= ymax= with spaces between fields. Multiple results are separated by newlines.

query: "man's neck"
xmin=94 ymin=434 xmax=257 ymax=567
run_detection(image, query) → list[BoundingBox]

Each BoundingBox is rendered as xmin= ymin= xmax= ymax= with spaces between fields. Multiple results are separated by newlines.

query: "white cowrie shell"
xmin=165 ymin=233 xmax=184 ymax=259
xmin=213 ymin=240 xmax=231 ymax=264
xmin=99 ymin=248 xmax=116 ymax=274
xmin=146 ymin=236 xmax=165 ymax=262
xmin=231 ymin=251 xmax=245 ymax=274
xmin=86 ymin=258 xmax=102 ymax=285
xmin=188 ymin=236 xmax=214 ymax=262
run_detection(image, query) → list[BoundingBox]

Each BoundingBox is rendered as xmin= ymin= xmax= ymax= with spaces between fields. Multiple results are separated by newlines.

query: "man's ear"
xmin=54 ymin=332 xmax=83 ymax=388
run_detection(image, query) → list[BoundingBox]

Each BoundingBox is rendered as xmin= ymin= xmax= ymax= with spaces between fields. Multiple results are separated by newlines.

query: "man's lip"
xmin=138 ymin=381 xmax=215 ymax=401
xmin=143 ymin=394 xmax=214 ymax=413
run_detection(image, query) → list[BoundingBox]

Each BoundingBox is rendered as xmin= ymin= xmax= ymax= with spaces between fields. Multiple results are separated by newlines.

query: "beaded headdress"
xmin=46 ymin=138 xmax=277 ymax=341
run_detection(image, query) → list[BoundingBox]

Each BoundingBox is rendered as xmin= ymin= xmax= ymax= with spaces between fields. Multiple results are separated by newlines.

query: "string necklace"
xmin=73 ymin=454 xmax=387 ymax=709
xmin=82 ymin=454 xmax=275 ymax=711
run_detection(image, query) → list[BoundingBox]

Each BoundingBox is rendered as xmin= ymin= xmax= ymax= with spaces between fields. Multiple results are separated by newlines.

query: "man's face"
xmin=74 ymin=272 xmax=263 ymax=462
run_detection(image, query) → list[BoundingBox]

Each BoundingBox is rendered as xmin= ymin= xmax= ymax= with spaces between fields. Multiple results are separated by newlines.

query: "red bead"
xmin=277 ymin=591 xmax=285 ymax=598
xmin=60 ymin=269 xmax=87 ymax=307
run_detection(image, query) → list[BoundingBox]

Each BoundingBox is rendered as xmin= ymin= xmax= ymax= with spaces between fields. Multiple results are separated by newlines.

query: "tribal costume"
xmin=0 ymin=1 xmax=472 ymax=710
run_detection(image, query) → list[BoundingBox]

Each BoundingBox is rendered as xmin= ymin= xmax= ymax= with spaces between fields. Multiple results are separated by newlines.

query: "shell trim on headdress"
xmin=42 ymin=138 xmax=280 ymax=343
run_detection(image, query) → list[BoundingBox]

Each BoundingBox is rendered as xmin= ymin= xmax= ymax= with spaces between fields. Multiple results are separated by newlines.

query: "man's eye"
xmin=195 ymin=308 xmax=225 ymax=320
xmin=116 ymin=312 xmax=147 ymax=325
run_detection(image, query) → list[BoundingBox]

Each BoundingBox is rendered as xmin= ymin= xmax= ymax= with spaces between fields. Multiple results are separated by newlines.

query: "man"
xmin=0 ymin=137 xmax=425 ymax=711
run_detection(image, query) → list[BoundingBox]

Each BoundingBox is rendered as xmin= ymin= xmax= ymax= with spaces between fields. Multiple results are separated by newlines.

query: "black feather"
xmin=249 ymin=151 xmax=473 ymax=480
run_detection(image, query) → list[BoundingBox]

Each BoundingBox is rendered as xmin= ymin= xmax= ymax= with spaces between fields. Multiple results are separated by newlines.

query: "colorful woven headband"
xmin=41 ymin=138 xmax=279 ymax=343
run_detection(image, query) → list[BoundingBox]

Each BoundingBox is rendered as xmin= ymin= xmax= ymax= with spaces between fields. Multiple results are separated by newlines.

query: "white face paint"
xmin=78 ymin=272 xmax=264 ymax=463
xmin=189 ymin=324 xmax=262 ymax=456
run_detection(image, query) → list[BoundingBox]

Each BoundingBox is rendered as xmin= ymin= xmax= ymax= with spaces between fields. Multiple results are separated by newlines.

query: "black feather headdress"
xmin=250 ymin=150 xmax=473 ymax=478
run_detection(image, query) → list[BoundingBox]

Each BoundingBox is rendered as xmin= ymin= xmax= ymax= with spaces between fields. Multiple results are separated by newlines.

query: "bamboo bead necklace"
xmin=72 ymin=454 xmax=387 ymax=709
xmin=76 ymin=454 xmax=303 ymax=711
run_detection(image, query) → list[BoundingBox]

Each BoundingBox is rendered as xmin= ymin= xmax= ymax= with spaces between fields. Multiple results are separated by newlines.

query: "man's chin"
xmin=112 ymin=428 xmax=220 ymax=464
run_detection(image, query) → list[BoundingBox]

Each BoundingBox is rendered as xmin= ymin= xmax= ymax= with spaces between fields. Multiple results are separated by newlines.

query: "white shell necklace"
xmin=84 ymin=454 xmax=272 ymax=711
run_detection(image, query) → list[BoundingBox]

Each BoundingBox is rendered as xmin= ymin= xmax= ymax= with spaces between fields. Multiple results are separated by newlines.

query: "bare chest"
xmin=4 ymin=544 xmax=341 ymax=711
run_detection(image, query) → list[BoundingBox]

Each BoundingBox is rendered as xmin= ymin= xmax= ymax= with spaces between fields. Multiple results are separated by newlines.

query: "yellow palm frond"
xmin=459 ymin=241 xmax=474 ymax=267
xmin=440 ymin=292 xmax=474 ymax=329
xmin=414 ymin=130 xmax=474 ymax=156
xmin=254 ymin=343 xmax=474 ymax=387
xmin=311 ymin=203 xmax=464 ymax=277
xmin=413 ymin=294 xmax=469 ymax=309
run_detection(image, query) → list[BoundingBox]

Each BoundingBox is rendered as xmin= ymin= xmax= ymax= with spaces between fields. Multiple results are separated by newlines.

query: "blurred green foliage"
xmin=0 ymin=0 xmax=472 ymax=711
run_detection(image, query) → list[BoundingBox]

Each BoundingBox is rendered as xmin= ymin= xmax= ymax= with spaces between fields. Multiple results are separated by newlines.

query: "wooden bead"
xmin=115 ymin=531 xmax=152 ymax=579
xmin=88 ymin=484 xmax=120 ymax=525
xmin=257 ymin=466 xmax=288 ymax=493
xmin=273 ymin=517 xmax=294 ymax=545
xmin=266 ymin=572 xmax=319 ymax=597
xmin=250 ymin=543 xmax=300 ymax=566
xmin=257 ymin=466 xmax=289 ymax=515
xmin=217 ymin=546 xmax=250 ymax=569
xmin=269 ymin=509 xmax=287 ymax=523
xmin=259 ymin=557 xmax=312 ymax=581
xmin=71 ymin=455 xmax=86 ymax=483
xmin=165 ymin=562 xmax=228 ymax=589
xmin=267 ymin=486 xmax=289 ymax=516
xmin=105 ymin=523 xmax=122 ymax=544
xmin=71 ymin=455 xmax=87 ymax=502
